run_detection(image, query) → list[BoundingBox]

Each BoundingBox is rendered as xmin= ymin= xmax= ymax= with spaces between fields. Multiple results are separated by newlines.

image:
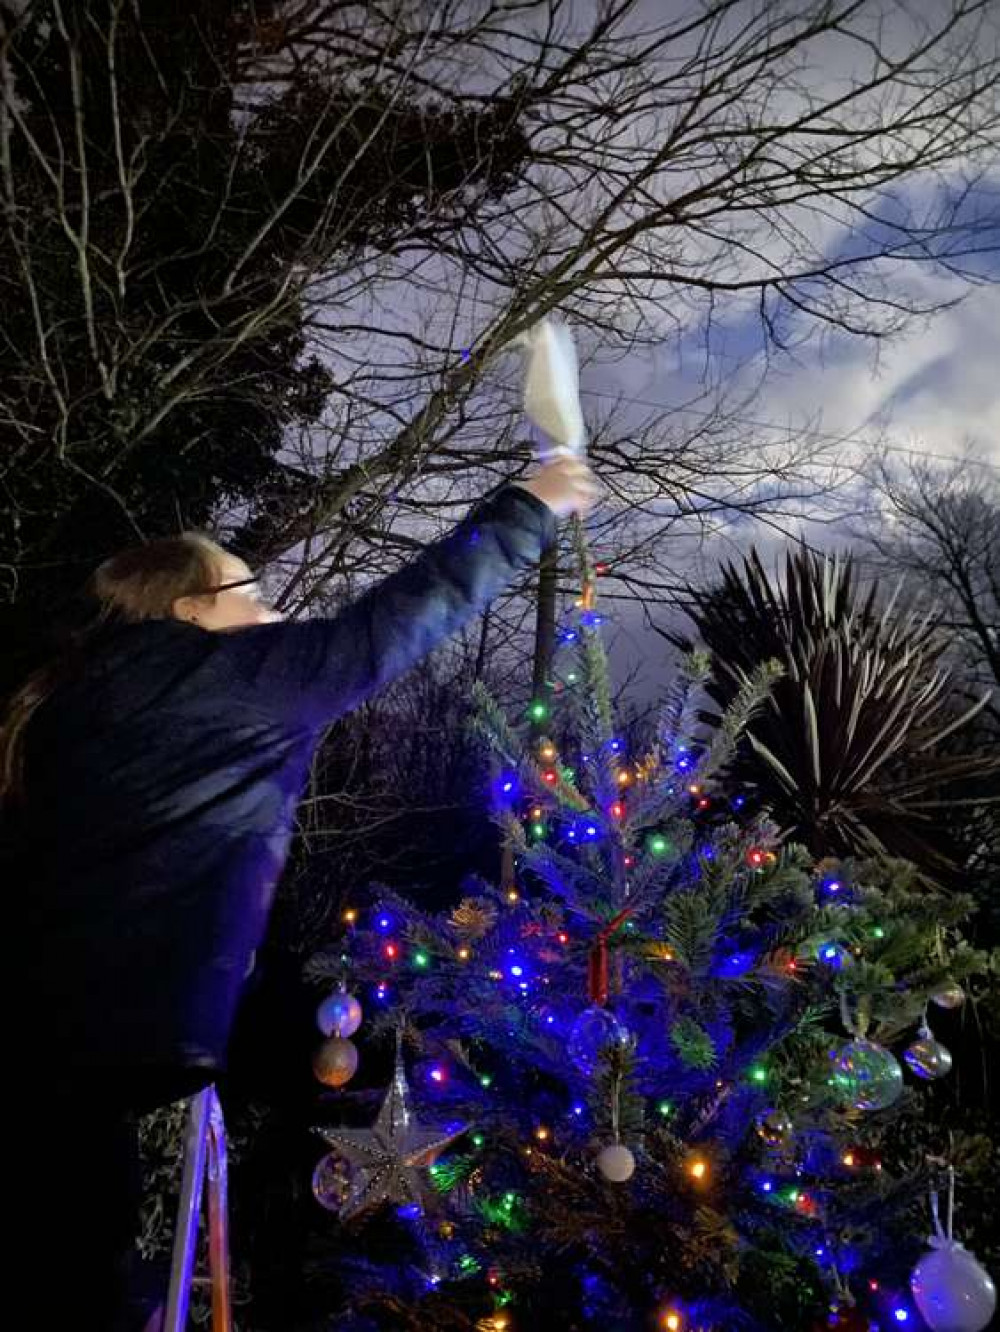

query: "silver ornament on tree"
xmin=904 ymin=1017 xmax=953 ymax=1081
xmin=312 ymin=979 xmax=363 ymax=1087
xmin=568 ymin=1006 xmax=631 ymax=1077
xmin=830 ymin=1037 xmax=903 ymax=1111
xmin=831 ymin=996 xmax=903 ymax=1112
xmin=931 ymin=983 xmax=966 ymax=1011
xmin=317 ymin=986 xmax=363 ymax=1038
xmin=754 ymin=1108 xmax=794 ymax=1149
xmin=910 ymin=1166 xmax=996 ymax=1332
xmin=311 ymin=1152 xmax=356 ymax=1213
xmin=314 ymin=1032 xmax=466 ymax=1220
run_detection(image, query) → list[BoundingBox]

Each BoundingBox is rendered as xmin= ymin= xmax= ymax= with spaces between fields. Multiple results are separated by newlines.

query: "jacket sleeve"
xmin=214 ymin=485 xmax=557 ymax=730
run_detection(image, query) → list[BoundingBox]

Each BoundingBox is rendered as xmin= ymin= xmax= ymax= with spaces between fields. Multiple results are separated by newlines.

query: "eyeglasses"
xmin=205 ymin=576 xmax=269 ymax=604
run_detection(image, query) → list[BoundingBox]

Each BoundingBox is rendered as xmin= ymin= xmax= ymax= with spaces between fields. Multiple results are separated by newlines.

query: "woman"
xmin=4 ymin=456 xmax=597 ymax=1329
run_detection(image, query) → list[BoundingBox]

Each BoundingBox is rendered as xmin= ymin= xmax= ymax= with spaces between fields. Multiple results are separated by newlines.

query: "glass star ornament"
xmin=314 ymin=1038 xmax=466 ymax=1220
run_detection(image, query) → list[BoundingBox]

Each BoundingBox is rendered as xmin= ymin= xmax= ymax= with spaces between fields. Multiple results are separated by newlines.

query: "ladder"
xmin=163 ymin=1086 xmax=233 ymax=1331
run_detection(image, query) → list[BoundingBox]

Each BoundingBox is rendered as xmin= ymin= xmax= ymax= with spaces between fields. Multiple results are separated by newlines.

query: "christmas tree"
xmin=299 ymin=532 xmax=996 ymax=1332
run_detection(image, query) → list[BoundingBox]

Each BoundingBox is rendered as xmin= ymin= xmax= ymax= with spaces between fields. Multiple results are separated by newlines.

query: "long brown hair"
xmin=0 ymin=533 xmax=226 ymax=802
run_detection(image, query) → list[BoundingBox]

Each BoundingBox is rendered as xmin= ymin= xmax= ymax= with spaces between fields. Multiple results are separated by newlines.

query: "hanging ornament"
xmin=314 ymin=1033 xmax=467 ymax=1220
xmin=596 ymin=1063 xmax=634 ymax=1182
xmin=312 ymin=1035 xmax=359 ymax=1088
xmin=596 ymin=1143 xmax=635 ymax=1182
xmin=568 ymin=1005 xmax=630 ymax=1077
xmin=904 ymin=1020 xmax=953 ymax=1081
xmin=931 ymin=983 xmax=966 ymax=1011
xmin=311 ymin=1151 xmax=356 ymax=1212
xmin=911 ymin=1167 xmax=996 ymax=1332
xmin=831 ymin=1038 xmax=903 ymax=1111
xmin=754 ymin=1108 xmax=794 ymax=1149
xmin=316 ymin=988 xmax=363 ymax=1039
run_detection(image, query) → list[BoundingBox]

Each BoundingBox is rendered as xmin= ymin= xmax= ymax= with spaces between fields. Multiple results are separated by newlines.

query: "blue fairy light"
xmin=717 ymin=949 xmax=756 ymax=978
xmin=816 ymin=942 xmax=852 ymax=971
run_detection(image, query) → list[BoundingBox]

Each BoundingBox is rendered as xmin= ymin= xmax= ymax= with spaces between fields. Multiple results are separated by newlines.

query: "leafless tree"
xmin=858 ymin=448 xmax=999 ymax=714
xmin=3 ymin=0 xmax=999 ymax=653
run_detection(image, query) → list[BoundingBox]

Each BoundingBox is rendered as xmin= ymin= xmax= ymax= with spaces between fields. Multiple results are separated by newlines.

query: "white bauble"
xmin=596 ymin=1143 xmax=635 ymax=1183
xmin=911 ymin=1240 xmax=996 ymax=1332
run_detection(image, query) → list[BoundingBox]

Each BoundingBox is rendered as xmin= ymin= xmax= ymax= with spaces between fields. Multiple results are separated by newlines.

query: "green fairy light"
xmin=428 ymin=1157 xmax=468 ymax=1193
xmin=480 ymin=1074 xmax=493 ymax=1088
xmin=472 ymin=1133 xmax=485 ymax=1148
xmin=477 ymin=1190 xmax=525 ymax=1232
xmin=749 ymin=1065 xmax=768 ymax=1084
xmin=873 ymin=926 xmax=885 ymax=939
xmin=413 ymin=950 xmax=430 ymax=968
xmin=657 ymin=1100 xmax=674 ymax=1117
xmin=459 ymin=1254 xmax=480 ymax=1274
xmin=530 ymin=822 xmax=546 ymax=838
xmin=649 ymin=834 xmax=670 ymax=856
xmin=528 ymin=700 xmax=549 ymax=722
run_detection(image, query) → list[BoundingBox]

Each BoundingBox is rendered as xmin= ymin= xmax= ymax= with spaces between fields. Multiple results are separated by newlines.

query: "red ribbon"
xmin=587 ymin=904 xmax=638 ymax=1005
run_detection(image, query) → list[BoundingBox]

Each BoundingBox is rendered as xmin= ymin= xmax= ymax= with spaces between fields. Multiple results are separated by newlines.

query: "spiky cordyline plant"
xmin=673 ymin=545 xmax=999 ymax=880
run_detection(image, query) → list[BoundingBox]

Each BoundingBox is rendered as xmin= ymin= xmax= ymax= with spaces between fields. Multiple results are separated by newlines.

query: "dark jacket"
xmin=12 ymin=486 xmax=554 ymax=1109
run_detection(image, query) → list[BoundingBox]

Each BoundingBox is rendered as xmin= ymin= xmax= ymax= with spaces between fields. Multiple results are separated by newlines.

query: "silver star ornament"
xmin=314 ymin=1040 xmax=466 ymax=1220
